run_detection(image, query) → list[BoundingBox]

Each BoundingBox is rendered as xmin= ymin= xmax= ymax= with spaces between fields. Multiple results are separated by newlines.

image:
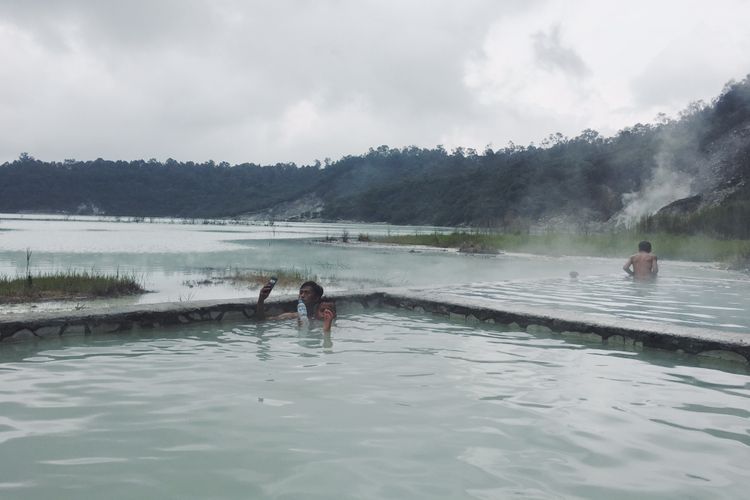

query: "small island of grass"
xmin=183 ymin=268 xmax=320 ymax=289
xmin=0 ymin=270 xmax=146 ymax=304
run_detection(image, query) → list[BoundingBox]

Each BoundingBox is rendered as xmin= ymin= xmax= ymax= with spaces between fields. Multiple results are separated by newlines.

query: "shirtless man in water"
xmin=257 ymin=280 xmax=335 ymax=332
xmin=623 ymin=240 xmax=658 ymax=280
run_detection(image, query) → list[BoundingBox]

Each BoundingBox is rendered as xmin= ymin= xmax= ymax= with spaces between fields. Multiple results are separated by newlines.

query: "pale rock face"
xmin=242 ymin=195 xmax=325 ymax=222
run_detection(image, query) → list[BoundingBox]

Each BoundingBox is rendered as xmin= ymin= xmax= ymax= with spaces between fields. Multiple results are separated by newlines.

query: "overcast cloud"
xmin=1 ymin=0 xmax=749 ymax=165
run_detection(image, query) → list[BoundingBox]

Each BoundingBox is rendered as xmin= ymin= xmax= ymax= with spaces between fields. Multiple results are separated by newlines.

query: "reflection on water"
xmin=0 ymin=310 xmax=748 ymax=499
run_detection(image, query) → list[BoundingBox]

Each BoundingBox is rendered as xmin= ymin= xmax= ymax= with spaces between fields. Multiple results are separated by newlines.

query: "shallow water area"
xmin=0 ymin=215 xmax=450 ymax=312
xmin=444 ymin=274 xmax=750 ymax=333
xmin=0 ymin=214 xmax=441 ymax=253
xmin=0 ymin=309 xmax=748 ymax=499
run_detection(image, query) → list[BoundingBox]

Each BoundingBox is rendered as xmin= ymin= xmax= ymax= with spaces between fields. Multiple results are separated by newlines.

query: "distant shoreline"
xmin=366 ymin=231 xmax=750 ymax=269
xmin=0 ymin=212 xmax=389 ymax=227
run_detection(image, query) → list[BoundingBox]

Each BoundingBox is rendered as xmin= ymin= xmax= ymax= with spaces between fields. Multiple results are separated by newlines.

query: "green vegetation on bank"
xmin=375 ymin=231 xmax=750 ymax=265
xmin=184 ymin=268 xmax=320 ymax=290
xmin=0 ymin=270 xmax=146 ymax=303
xmin=219 ymin=268 xmax=319 ymax=288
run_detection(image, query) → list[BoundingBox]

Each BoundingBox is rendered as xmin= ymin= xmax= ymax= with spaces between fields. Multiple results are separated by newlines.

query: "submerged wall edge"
xmin=1 ymin=289 xmax=748 ymax=364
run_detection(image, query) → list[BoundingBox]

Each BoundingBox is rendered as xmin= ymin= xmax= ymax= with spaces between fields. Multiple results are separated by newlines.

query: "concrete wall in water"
xmin=1 ymin=289 xmax=748 ymax=365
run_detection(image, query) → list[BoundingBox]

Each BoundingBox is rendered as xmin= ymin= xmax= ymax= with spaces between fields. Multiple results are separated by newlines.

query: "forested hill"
xmin=2 ymin=76 xmax=749 ymax=236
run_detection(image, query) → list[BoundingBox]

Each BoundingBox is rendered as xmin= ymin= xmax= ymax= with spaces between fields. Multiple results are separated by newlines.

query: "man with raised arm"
xmin=623 ymin=240 xmax=659 ymax=281
xmin=257 ymin=280 xmax=335 ymax=332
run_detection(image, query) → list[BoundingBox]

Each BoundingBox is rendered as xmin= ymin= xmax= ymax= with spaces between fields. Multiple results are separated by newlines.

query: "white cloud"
xmin=461 ymin=0 xmax=750 ymax=148
xmin=0 ymin=0 xmax=748 ymax=164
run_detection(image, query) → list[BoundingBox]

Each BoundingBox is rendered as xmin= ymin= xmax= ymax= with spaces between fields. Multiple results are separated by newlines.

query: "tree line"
xmin=1 ymin=76 xmax=749 ymax=237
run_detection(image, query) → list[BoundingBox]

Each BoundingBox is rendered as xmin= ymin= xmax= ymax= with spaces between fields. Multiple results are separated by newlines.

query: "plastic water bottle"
xmin=297 ymin=299 xmax=309 ymax=327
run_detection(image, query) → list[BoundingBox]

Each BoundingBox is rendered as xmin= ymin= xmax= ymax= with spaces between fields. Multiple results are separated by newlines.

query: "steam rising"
xmin=615 ymin=150 xmax=693 ymax=226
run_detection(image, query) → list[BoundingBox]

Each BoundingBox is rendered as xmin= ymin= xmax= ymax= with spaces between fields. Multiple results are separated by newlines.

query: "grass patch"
xmin=0 ymin=270 xmax=145 ymax=303
xmin=225 ymin=268 xmax=319 ymax=287
xmin=375 ymin=231 xmax=750 ymax=263
xmin=185 ymin=268 xmax=320 ymax=289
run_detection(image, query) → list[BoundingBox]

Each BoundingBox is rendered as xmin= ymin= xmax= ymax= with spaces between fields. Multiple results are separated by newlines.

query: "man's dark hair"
xmin=300 ymin=281 xmax=324 ymax=298
xmin=638 ymin=240 xmax=652 ymax=252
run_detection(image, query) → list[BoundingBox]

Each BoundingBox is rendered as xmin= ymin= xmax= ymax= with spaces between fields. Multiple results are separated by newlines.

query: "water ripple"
xmin=0 ymin=310 xmax=748 ymax=499
xmin=445 ymin=275 xmax=750 ymax=332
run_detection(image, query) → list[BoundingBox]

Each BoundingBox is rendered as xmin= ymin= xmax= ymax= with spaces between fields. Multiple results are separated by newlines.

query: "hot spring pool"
xmin=1 ymin=309 xmax=748 ymax=499
xmin=443 ymin=274 xmax=750 ymax=333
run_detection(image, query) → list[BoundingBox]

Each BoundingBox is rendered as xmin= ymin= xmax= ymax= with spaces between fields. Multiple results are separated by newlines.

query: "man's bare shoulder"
xmin=633 ymin=252 xmax=655 ymax=260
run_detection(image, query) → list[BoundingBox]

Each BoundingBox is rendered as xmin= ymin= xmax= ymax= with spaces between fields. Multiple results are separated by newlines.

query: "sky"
xmin=1 ymin=0 xmax=749 ymax=166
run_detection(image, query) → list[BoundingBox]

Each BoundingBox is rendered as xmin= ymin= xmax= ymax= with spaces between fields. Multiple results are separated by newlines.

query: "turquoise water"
xmin=443 ymin=275 xmax=750 ymax=333
xmin=1 ymin=310 xmax=748 ymax=499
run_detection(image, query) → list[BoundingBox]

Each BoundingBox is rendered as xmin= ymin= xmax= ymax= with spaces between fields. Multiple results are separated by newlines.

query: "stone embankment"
xmin=1 ymin=289 xmax=748 ymax=365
